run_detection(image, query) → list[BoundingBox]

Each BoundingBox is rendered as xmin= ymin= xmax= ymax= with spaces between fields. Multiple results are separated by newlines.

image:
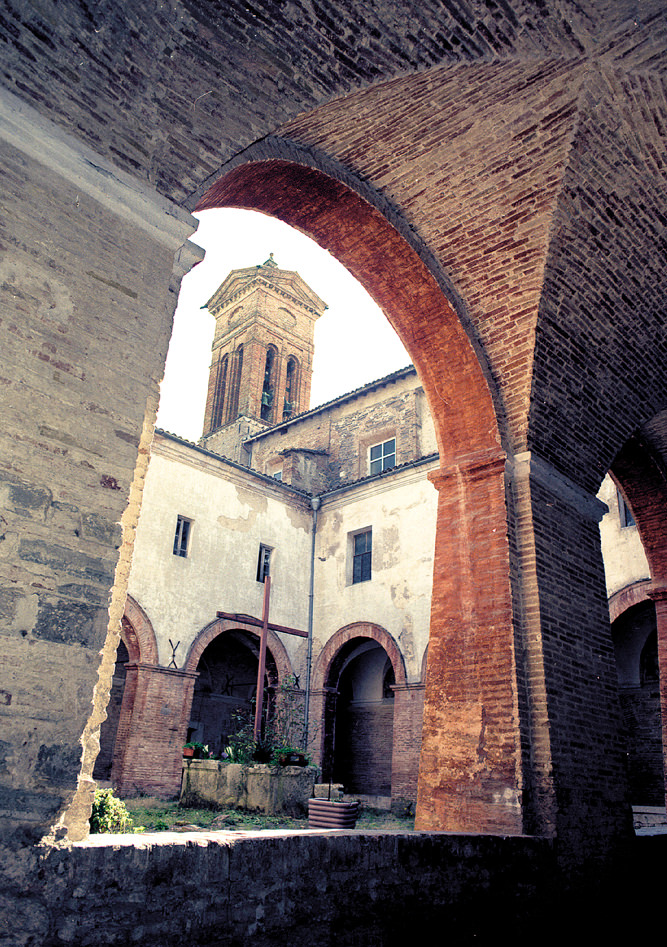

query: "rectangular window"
xmin=618 ymin=489 xmax=635 ymax=528
xmin=272 ymin=470 xmax=283 ymax=482
xmin=369 ymin=438 xmax=396 ymax=475
xmin=173 ymin=515 xmax=191 ymax=557
xmin=257 ymin=544 xmax=272 ymax=583
xmin=352 ymin=530 xmax=372 ymax=584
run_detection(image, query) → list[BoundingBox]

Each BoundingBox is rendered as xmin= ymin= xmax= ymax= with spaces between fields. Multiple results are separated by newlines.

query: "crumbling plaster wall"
xmin=127 ymin=435 xmax=313 ymax=671
xmin=313 ymin=462 xmax=439 ymax=684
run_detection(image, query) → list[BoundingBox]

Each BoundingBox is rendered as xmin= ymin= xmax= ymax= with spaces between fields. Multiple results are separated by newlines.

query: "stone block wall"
xmin=0 ymin=91 xmax=197 ymax=846
xmin=180 ymin=760 xmax=318 ymax=816
xmin=10 ymin=831 xmax=556 ymax=947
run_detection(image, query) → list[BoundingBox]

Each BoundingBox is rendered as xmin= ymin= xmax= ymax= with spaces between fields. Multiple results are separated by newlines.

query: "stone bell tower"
xmin=200 ymin=255 xmax=327 ymax=462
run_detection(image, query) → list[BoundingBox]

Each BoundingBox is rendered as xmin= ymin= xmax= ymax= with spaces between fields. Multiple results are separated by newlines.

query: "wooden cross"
xmin=217 ymin=576 xmax=306 ymax=741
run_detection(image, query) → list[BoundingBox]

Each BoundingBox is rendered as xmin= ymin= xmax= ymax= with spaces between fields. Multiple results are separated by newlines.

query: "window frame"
xmin=369 ymin=437 xmax=396 ymax=476
xmin=351 ymin=529 xmax=372 ymax=584
xmin=617 ymin=488 xmax=636 ymax=528
xmin=257 ymin=543 xmax=273 ymax=583
xmin=173 ymin=515 xmax=192 ymax=558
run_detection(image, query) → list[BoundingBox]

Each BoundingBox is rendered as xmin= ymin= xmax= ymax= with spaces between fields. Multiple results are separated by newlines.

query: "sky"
xmin=155 ymin=208 xmax=410 ymax=442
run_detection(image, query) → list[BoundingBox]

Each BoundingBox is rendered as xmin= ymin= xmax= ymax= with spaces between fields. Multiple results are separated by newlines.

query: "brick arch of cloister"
xmin=612 ymin=433 xmax=667 ymax=809
xmin=183 ymin=616 xmax=294 ymax=685
xmin=194 ymin=155 xmax=527 ymax=836
xmin=309 ymin=622 xmax=406 ymax=798
xmin=312 ymin=622 xmax=407 ymax=694
xmin=122 ymin=594 xmax=159 ymax=665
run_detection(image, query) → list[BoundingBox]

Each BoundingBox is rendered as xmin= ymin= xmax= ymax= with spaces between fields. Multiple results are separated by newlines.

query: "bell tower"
xmin=200 ymin=255 xmax=327 ymax=461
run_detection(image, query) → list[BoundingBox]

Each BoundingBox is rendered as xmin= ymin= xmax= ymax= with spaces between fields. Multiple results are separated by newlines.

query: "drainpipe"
xmin=303 ymin=495 xmax=320 ymax=749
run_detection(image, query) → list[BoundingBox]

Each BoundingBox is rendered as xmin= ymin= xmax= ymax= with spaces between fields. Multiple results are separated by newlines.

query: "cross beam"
xmin=217 ymin=578 xmax=306 ymax=740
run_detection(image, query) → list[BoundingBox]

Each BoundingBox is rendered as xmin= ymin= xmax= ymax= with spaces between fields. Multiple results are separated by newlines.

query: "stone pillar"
xmin=391 ymin=682 xmax=425 ymax=806
xmin=0 ymin=88 xmax=199 ymax=846
xmin=112 ymin=664 xmax=198 ymax=798
xmin=416 ymin=451 xmax=522 ymax=834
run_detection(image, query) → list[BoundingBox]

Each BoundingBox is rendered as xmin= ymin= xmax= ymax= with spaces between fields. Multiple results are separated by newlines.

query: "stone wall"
xmin=180 ymin=760 xmax=318 ymax=816
xmin=13 ymin=831 xmax=555 ymax=947
xmin=0 ymin=90 xmax=198 ymax=846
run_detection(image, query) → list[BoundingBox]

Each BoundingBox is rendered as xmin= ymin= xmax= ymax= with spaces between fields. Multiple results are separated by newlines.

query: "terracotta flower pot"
xmin=183 ymin=746 xmax=195 ymax=758
xmin=308 ymin=798 xmax=359 ymax=829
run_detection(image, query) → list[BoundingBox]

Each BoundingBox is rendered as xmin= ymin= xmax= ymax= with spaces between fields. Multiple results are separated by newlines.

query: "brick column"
xmin=648 ymin=587 xmax=667 ymax=810
xmin=307 ymin=686 xmax=337 ymax=778
xmin=112 ymin=664 xmax=198 ymax=798
xmin=391 ymin=683 xmax=425 ymax=806
xmin=510 ymin=452 xmax=632 ymax=852
xmin=416 ymin=451 xmax=522 ymax=834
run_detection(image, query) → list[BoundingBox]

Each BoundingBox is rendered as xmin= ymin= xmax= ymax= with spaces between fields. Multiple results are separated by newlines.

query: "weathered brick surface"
xmin=248 ymin=367 xmax=435 ymax=491
xmin=417 ymin=453 xmax=522 ymax=835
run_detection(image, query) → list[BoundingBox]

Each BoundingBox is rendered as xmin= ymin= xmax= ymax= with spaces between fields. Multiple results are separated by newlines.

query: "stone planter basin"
xmin=180 ymin=759 xmax=318 ymax=817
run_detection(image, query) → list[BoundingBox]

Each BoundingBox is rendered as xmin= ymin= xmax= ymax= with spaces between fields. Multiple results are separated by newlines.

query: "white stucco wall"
xmin=597 ymin=473 xmax=650 ymax=597
xmin=312 ymin=460 xmax=439 ymax=683
xmin=128 ymin=435 xmax=313 ymax=669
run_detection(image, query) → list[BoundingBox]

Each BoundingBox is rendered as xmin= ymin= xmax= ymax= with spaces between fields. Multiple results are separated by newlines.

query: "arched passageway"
xmin=612 ymin=599 xmax=664 ymax=806
xmin=188 ymin=629 xmax=279 ymax=759
xmin=612 ymin=432 xmax=667 ymax=810
xmin=326 ymin=639 xmax=396 ymax=797
xmin=93 ymin=637 xmax=129 ymax=782
xmin=312 ymin=623 xmax=407 ymax=799
xmin=196 ymin=157 xmax=525 ymax=834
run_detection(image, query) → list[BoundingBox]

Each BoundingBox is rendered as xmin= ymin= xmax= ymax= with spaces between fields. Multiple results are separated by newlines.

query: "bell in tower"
xmin=199 ymin=255 xmax=327 ymax=462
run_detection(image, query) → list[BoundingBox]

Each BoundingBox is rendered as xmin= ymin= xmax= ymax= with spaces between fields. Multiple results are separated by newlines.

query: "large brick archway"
xmin=196 ymin=157 xmax=524 ymax=834
xmin=6 ymin=1 xmax=667 ymax=868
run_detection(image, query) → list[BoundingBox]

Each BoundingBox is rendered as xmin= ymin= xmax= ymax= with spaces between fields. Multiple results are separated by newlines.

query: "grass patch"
xmin=122 ymin=797 xmax=414 ymax=833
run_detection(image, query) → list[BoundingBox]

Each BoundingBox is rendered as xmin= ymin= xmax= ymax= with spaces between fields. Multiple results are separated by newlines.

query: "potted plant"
xmin=183 ymin=741 xmax=210 ymax=759
xmin=273 ymin=745 xmax=309 ymax=767
xmin=308 ymin=796 xmax=359 ymax=828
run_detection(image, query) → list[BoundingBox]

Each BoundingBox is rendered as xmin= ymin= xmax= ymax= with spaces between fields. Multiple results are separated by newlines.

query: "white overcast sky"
xmin=155 ymin=208 xmax=410 ymax=442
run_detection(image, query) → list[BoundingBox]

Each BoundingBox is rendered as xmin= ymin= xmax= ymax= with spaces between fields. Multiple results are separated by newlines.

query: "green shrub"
xmin=89 ymin=788 xmax=134 ymax=834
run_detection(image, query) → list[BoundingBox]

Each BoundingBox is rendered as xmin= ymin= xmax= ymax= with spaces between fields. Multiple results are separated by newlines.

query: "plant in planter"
xmin=224 ymin=674 xmax=313 ymax=766
xmin=272 ymin=745 xmax=310 ymax=767
xmin=183 ymin=741 xmax=210 ymax=759
xmin=308 ymin=797 xmax=359 ymax=828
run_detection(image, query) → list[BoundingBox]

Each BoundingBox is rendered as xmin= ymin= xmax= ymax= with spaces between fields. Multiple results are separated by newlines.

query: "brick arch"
xmin=312 ymin=622 xmax=407 ymax=693
xmin=122 ymin=595 xmax=158 ymax=665
xmin=195 ymin=154 xmax=520 ymax=835
xmin=612 ymin=435 xmax=667 ymax=809
xmin=183 ymin=616 xmax=294 ymax=685
xmin=609 ymin=580 xmax=654 ymax=625
xmin=196 ymin=156 xmax=503 ymax=465
xmin=420 ymin=643 xmax=430 ymax=686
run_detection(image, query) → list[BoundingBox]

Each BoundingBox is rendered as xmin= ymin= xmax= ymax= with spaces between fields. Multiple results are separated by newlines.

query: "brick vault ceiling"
xmin=3 ymin=0 xmax=667 ymax=486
